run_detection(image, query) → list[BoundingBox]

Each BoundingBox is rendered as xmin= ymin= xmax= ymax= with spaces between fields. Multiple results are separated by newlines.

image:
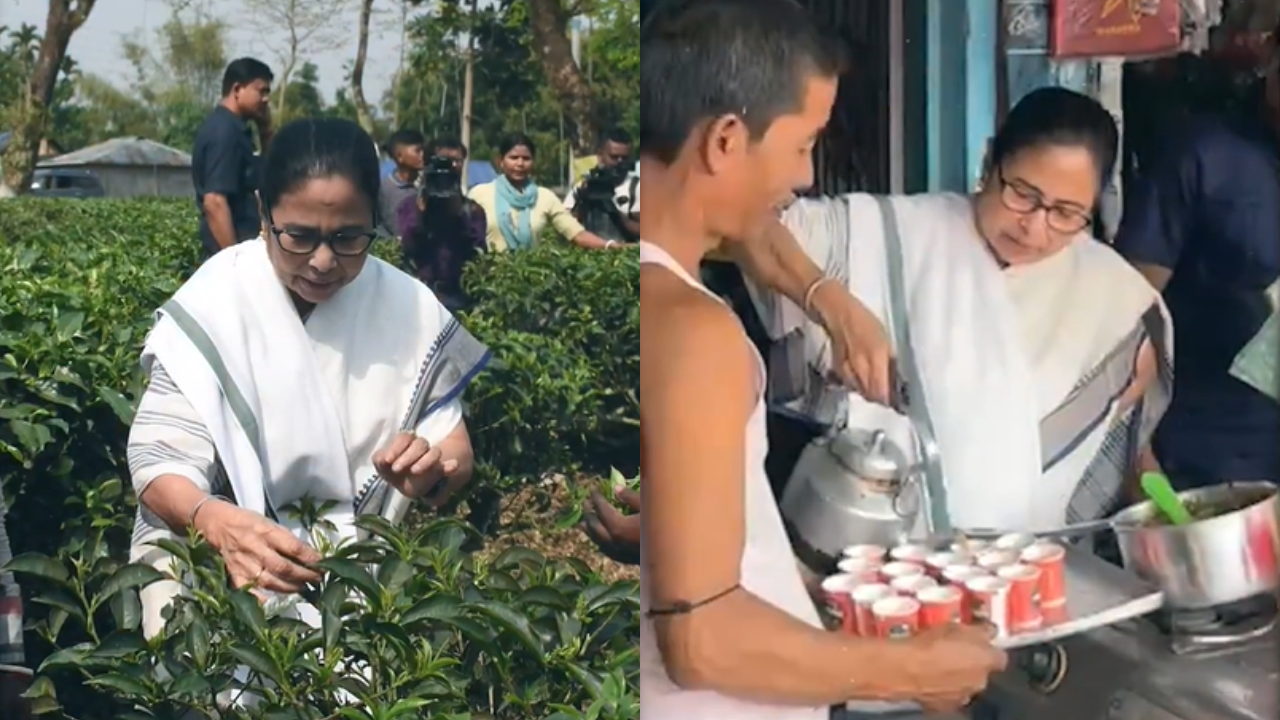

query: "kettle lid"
xmin=830 ymin=428 xmax=909 ymax=481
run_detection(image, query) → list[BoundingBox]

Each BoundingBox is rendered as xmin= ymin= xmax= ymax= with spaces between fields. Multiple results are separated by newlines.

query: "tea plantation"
xmin=0 ymin=199 xmax=639 ymax=720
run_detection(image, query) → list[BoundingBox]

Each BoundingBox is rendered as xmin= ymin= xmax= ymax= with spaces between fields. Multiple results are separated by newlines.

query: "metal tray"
xmin=993 ymin=545 xmax=1164 ymax=649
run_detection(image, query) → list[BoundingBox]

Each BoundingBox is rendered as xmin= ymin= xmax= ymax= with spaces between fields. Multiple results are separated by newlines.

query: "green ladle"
xmin=1140 ymin=472 xmax=1193 ymax=526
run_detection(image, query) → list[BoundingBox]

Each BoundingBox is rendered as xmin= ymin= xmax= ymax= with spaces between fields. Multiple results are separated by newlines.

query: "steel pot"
xmin=1108 ymin=481 xmax=1280 ymax=609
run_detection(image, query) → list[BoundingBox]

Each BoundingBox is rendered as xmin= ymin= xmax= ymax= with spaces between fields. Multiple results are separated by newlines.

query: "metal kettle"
xmin=780 ymin=425 xmax=927 ymax=559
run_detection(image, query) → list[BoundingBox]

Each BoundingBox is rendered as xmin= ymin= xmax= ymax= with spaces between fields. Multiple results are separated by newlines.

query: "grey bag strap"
xmin=870 ymin=195 xmax=951 ymax=535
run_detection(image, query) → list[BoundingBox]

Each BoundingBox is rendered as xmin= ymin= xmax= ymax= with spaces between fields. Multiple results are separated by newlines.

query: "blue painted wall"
xmin=923 ymin=0 xmax=999 ymax=193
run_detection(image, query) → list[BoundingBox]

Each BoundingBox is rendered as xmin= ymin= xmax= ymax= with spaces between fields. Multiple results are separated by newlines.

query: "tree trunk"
xmin=349 ymin=0 xmax=375 ymax=133
xmin=1 ymin=0 xmax=97 ymax=194
xmin=526 ymin=0 xmax=596 ymax=155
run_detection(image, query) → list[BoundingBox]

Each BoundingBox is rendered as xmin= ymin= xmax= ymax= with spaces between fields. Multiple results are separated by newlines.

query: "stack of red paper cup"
xmin=819 ymin=535 xmax=1068 ymax=640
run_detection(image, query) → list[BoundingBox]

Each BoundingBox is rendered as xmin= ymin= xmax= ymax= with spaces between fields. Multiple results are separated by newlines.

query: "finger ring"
xmin=254 ymin=568 xmax=266 ymax=583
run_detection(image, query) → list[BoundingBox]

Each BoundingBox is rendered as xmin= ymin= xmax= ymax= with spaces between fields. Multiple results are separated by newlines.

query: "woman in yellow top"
xmin=468 ymin=133 xmax=617 ymax=251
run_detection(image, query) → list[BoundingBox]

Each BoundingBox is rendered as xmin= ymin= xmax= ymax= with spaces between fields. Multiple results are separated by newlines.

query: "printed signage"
xmin=1050 ymin=0 xmax=1181 ymax=58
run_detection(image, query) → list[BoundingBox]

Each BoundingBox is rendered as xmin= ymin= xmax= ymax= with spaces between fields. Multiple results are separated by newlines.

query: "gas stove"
xmin=973 ymin=594 xmax=1279 ymax=719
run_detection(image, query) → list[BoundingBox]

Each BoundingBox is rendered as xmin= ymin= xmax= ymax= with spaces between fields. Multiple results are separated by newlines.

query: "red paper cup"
xmin=837 ymin=556 xmax=884 ymax=585
xmin=842 ymin=544 xmax=888 ymax=563
xmin=994 ymin=533 xmax=1036 ymax=553
xmin=879 ymin=561 xmax=925 ymax=583
xmin=941 ymin=565 xmax=987 ymax=622
xmin=851 ymin=582 xmax=896 ymax=637
xmin=918 ymin=585 xmax=965 ymax=629
xmin=997 ymin=563 xmax=1044 ymax=631
xmin=1020 ymin=541 xmax=1067 ymax=609
xmin=890 ymin=574 xmax=938 ymax=596
xmin=820 ymin=574 xmax=860 ymax=633
xmin=966 ymin=576 xmax=1012 ymax=637
xmin=871 ymin=596 xmax=921 ymax=639
xmin=889 ymin=543 xmax=931 ymax=564
xmin=976 ymin=549 xmax=1019 ymax=571
xmin=1041 ymin=603 xmax=1068 ymax=627
xmin=925 ymin=551 xmax=969 ymax=577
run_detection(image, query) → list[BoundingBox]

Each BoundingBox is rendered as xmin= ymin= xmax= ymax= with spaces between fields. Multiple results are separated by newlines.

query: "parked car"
xmin=29 ymin=168 xmax=105 ymax=199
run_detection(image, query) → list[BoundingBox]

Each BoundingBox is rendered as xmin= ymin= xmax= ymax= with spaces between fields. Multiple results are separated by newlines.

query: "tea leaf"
xmin=98 ymin=563 xmax=166 ymax=605
xmin=402 ymin=595 xmax=464 ymax=625
xmin=314 ymin=557 xmax=381 ymax=600
xmin=86 ymin=672 xmax=151 ymax=697
xmin=468 ymin=600 xmax=543 ymax=659
xmin=228 ymin=645 xmax=282 ymax=684
xmin=228 ymin=589 xmax=267 ymax=632
xmin=4 ymin=553 xmax=69 ymax=583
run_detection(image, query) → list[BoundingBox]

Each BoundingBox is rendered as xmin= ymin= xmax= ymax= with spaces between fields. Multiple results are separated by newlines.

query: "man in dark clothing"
xmin=191 ymin=57 xmax=274 ymax=257
xmin=397 ymin=138 xmax=488 ymax=311
xmin=378 ymin=129 xmax=425 ymax=236
xmin=1113 ymin=47 xmax=1280 ymax=489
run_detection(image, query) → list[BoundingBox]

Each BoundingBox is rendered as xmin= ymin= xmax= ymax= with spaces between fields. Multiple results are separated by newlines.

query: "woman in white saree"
xmin=753 ymin=87 xmax=1174 ymax=536
xmin=127 ymin=117 xmax=491 ymax=641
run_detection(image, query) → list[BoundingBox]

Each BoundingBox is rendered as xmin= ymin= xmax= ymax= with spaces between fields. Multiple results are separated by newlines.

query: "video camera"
xmin=420 ymin=154 xmax=462 ymax=199
xmin=573 ymin=160 xmax=638 ymax=242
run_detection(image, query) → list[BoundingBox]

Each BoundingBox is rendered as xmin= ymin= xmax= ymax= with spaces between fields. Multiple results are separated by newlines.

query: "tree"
xmin=116 ymin=9 xmax=230 ymax=151
xmin=282 ymin=61 xmax=327 ymax=122
xmin=244 ymin=0 xmax=351 ymax=122
xmin=526 ymin=0 xmax=596 ymax=153
xmin=0 ymin=0 xmax=97 ymax=194
xmin=349 ymin=0 xmax=377 ymax=132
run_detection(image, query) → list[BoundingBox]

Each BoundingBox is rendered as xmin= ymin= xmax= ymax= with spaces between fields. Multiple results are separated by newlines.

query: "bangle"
xmin=187 ymin=494 xmax=228 ymax=530
xmin=802 ymin=276 xmax=835 ymax=317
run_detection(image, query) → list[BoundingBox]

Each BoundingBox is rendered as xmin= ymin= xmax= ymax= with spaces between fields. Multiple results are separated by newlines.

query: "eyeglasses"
xmin=265 ymin=213 xmax=377 ymax=257
xmin=995 ymin=167 xmax=1093 ymax=235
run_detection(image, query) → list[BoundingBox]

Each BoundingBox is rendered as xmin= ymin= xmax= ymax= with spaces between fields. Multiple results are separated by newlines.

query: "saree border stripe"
xmin=161 ymin=300 xmax=264 ymax=459
xmin=1039 ymin=322 xmax=1145 ymax=472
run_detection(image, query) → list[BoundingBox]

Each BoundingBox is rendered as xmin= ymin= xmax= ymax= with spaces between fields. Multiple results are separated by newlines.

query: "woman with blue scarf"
xmin=468 ymin=133 xmax=618 ymax=251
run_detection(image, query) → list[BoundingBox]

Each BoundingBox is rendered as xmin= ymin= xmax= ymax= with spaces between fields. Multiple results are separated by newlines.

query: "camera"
xmin=573 ymin=160 xmax=638 ymax=242
xmin=420 ymin=155 xmax=462 ymax=199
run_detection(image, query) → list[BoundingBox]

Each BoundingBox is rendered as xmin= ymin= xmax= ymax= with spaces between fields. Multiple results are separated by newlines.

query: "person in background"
xmin=1112 ymin=24 xmax=1280 ymax=491
xmin=191 ymin=57 xmax=273 ymax=258
xmin=640 ymin=1 xmax=1005 ymax=719
xmin=468 ymin=133 xmax=617 ymax=251
xmin=0 ymin=482 xmax=28 ymax=720
xmin=395 ymin=137 xmax=486 ymax=245
xmin=565 ymin=128 xmax=640 ymax=241
xmin=400 ymin=138 xmax=489 ymax=311
xmin=379 ymin=129 xmax=426 ymax=236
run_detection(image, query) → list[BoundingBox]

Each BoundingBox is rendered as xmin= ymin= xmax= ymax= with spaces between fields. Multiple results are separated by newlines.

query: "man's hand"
xmin=582 ymin=487 xmax=640 ymax=565
xmin=808 ymin=281 xmax=896 ymax=407
xmin=900 ymin=624 xmax=1008 ymax=712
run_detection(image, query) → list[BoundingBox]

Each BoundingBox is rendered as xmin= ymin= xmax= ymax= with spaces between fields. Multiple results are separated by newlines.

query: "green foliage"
xmin=0 ymin=198 xmax=638 ymax=719
xmin=8 ymin=514 xmax=638 ymax=720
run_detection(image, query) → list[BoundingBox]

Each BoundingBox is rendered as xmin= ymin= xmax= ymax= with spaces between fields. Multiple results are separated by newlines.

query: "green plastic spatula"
xmin=1140 ymin=472 xmax=1193 ymax=526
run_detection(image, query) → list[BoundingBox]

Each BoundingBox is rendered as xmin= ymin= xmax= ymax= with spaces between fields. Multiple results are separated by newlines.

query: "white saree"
xmin=749 ymin=193 xmax=1173 ymax=533
xmin=128 ymin=239 xmax=490 ymax=639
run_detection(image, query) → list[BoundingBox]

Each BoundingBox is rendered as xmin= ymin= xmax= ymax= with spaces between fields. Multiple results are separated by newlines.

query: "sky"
xmin=0 ymin=0 xmax=405 ymax=103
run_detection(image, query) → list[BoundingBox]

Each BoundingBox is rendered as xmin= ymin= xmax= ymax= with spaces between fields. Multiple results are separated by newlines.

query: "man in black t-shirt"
xmin=192 ymin=57 xmax=274 ymax=257
xmin=1114 ymin=40 xmax=1280 ymax=489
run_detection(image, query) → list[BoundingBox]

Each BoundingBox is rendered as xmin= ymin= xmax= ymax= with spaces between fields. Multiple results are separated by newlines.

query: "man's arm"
xmin=198 ymin=126 xmax=250 ymax=251
xmin=201 ymin=194 xmax=238 ymax=250
xmin=720 ymin=211 xmax=895 ymax=405
xmin=1113 ymin=134 xmax=1201 ymax=292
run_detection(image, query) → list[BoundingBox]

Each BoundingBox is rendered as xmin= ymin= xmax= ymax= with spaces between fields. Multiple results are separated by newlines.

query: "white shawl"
xmin=752 ymin=193 xmax=1169 ymax=532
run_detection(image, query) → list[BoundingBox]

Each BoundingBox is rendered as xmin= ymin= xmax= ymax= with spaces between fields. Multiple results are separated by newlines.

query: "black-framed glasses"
xmin=995 ymin=167 xmax=1093 ymax=235
xmin=265 ymin=213 xmax=377 ymax=257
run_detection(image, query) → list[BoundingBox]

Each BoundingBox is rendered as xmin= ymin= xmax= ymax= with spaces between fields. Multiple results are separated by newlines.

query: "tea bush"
xmin=0 ymin=199 xmax=639 ymax=719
